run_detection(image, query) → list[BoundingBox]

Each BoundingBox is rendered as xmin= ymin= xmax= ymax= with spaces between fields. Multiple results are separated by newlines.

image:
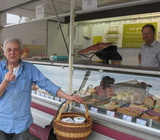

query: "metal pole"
xmin=68 ymin=0 xmax=75 ymax=95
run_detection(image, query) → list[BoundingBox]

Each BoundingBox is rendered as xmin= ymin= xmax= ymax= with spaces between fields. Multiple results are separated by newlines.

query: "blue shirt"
xmin=139 ymin=40 xmax=160 ymax=67
xmin=0 ymin=60 xmax=60 ymax=134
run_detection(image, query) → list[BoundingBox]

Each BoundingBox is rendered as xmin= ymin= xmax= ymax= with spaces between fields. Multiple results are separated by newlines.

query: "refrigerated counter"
xmin=27 ymin=60 xmax=160 ymax=140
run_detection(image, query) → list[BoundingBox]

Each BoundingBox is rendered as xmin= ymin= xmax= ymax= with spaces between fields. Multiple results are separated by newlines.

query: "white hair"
xmin=3 ymin=38 xmax=23 ymax=51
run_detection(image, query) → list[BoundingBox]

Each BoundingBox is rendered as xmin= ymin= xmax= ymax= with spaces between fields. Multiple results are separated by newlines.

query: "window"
xmin=6 ymin=13 xmax=29 ymax=24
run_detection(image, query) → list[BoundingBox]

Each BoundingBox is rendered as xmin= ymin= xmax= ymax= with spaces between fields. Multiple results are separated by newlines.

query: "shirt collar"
xmin=3 ymin=59 xmax=24 ymax=70
xmin=144 ymin=39 xmax=156 ymax=47
xmin=151 ymin=39 xmax=157 ymax=47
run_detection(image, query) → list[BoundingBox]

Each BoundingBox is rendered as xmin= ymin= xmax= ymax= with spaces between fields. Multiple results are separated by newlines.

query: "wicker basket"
xmin=54 ymin=100 xmax=93 ymax=140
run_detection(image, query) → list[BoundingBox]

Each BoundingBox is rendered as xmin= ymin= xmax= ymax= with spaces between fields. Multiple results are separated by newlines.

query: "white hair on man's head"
xmin=3 ymin=38 xmax=23 ymax=50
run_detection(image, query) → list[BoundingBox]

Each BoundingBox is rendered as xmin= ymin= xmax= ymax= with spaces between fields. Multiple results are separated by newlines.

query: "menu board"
xmin=122 ymin=22 xmax=157 ymax=48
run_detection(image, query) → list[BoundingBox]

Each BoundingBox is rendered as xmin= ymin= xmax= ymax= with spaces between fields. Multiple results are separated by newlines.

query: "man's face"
xmin=3 ymin=41 xmax=23 ymax=64
xmin=142 ymin=27 xmax=155 ymax=45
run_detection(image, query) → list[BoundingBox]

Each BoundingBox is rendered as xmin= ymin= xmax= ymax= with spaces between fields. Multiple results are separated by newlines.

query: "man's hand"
xmin=56 ymin=89 xmax=83 ymax=103
xmin=5 ymin=65 xmax=15 ymax=82
xmin=69 ymin=95 xmax=83 ymax=103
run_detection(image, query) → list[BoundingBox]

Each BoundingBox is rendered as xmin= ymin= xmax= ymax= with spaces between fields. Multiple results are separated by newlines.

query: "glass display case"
xmin=31 ymin=63 xmax=87 ymax=101
xmin=28 ymin=60 xmax=160 ymax=140
xmin=74 ymin=68 xmax=160 ymax=128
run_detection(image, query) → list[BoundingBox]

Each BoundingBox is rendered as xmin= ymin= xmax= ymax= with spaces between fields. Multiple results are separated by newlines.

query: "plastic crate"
xmin=53 ymin=55 xmax=68 ymax=61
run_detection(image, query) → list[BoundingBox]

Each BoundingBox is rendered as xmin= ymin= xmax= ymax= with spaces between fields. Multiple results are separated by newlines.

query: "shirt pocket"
xmin=19 ymin=79 xmax=32 ymax=92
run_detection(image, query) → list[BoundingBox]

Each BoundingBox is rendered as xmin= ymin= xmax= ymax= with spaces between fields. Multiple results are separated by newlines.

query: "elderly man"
xmin=0 ymin=38 xmax=82 ymax=140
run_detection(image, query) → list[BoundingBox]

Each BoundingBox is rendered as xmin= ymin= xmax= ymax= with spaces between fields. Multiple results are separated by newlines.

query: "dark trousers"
xmin=0 ymin=129 xmax=31 ymax=140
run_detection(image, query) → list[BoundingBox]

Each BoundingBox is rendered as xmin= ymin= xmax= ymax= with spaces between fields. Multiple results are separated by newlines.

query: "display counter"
xmin=26 ymin=59 xmax=160 ymax=140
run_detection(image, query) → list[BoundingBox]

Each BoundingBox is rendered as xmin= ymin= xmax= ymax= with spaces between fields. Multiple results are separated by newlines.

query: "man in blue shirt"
xmin=0 ymin=38 xmax=82 ymax=140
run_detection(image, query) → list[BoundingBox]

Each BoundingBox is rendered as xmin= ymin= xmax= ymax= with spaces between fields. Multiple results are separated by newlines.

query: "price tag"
xmin=49 ymin=96 xmax=54 ymax=100
xmin=80 ymin=104 xmax=85 ymax=109
xmin=106 ymin=110 xmax=115 ymax=117
xmin=36 ymin=91 xmax=41 ymax=96
xmin=136 ymin=118 xmax=147 ymax=126
xmin=123 ymin=115 xmax=132 ymax=122
xmin=55 ymin=97 xmax=59 ymax=102
xmin=41 ymin=93 xmax=45 ymax=96
xmin=45 ymin=94 xmax=49 ymax=98
xmin=90 ymin=107 xmax=98 ymax=113
xmin=31 ymin=90 xmax=35 ymax=94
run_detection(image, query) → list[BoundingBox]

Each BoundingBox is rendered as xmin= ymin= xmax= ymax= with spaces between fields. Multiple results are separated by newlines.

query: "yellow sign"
xmin=122 ymin=22 xmax=157 ymax=48
xmin=93 ymin=36 xmax=103 ymax=44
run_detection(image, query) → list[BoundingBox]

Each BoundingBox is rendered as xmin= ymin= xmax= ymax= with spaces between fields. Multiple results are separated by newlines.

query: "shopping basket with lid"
xmin=54 ymin=100 xmax=93 ymax=140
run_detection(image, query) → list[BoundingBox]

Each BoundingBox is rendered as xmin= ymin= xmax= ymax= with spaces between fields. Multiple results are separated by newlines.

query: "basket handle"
xmin=55 ymin=100 xmax=89 ymax=121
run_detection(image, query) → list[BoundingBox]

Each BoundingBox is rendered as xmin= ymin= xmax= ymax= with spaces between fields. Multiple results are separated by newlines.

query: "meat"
xmin=129 ymin=104 xmax=148 ymax=112
xmin=76 ymin=42 xmax=114 ymax=54
xmin=117 ymin=107 xmax=140 ymax=117
xmin=147 ymin=110 xmax=160 ymax=117
xmin=117 ymin=104 xmax=148 ymax=117
xmin=99 ymin=101 xmax=118 ymax=110
xmin=85 ymin=98 xmax=101 ymax=105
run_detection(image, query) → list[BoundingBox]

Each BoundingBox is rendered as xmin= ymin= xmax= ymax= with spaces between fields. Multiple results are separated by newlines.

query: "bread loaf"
xmin=143 ymin=97 xmax=155 ymax=107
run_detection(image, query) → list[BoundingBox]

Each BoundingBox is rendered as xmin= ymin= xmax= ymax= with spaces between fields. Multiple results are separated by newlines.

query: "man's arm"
xmin=56 ymin=89 xmax=82 ymax=103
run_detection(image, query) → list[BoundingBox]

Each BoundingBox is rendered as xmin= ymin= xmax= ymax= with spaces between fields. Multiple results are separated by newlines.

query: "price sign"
xmin=31 ymin=90 xmax=35 ymax=94
xmin=80 ymin=104 xmax=85 ymax=109
xmin=123 ymin=115 xmax=132 ymax=122
xmin=55 ymin=97 xmax=59 ymax=102
xmin=41 ymin=93 xmax=45 ymax=96
xmin=36 ymin=91 xmax=41 ymax=96
xmin=82 ymin=0 xmax=97 ymax=11
xmin=106 ymin=110 xmax=115 ymax=117
xmin=36 ymin=4 xmax=45 ymax=19
xmin=45 ymin=94 xmax=49 ymax=98
xmin=49 ymin=96 xmax=54 ymax=100
xmin=90 ymin=107 xmax=98 ymax=112
xmin=136 ymin=118 xmax=147 ymax=126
